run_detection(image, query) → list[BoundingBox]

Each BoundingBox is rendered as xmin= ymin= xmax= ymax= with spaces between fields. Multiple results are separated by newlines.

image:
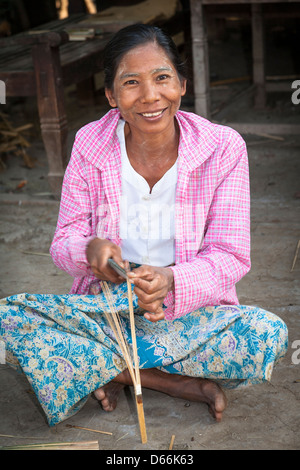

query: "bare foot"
xmin=193 ymin=378 xmax=227 ymax=422
xmin=94 ymin=368 xmax=227 ymax=421
xmin=94 ymin=382 xmax=126 ymax=411
xmin=138 ymin=369 xmax=227 ymax=422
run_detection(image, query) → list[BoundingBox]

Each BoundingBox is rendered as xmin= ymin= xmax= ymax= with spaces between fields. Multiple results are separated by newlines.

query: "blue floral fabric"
xmin=0 ymin=281 xmax=288 ymax=426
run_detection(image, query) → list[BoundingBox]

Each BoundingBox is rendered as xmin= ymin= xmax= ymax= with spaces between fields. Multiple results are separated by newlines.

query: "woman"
xmin=0 ymin=24 xmax=288 ymax=427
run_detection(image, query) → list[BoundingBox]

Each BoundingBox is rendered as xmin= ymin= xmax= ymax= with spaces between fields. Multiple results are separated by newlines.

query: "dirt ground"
xmin=0 ymin=27 xmax=299 ymax=451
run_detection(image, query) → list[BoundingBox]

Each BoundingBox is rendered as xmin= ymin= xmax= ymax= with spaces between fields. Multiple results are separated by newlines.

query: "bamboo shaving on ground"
xmin=291 ymin=239 xmax=300 ymax=272
xmin=169 ymin=434 xmax=175 ymax=450
xmin=21 ymin=250 xmax=51 ymax=257
xmin=0 ymin=440 xmax=99 ymax=450
xmin=65 ymin=424 xmax=112 ymax=435
xmin=0 ymin=433 xmax=45 ymax=440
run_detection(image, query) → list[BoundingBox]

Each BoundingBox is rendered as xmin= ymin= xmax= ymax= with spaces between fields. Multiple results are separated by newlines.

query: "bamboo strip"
xmin=21 ymin=250 xmax=51 ymax=257
xmin=0 ymin=440 xmax=99 ymax=450
xmin=127 ymin=278 xmax=141 ymax=389
xmin=101 ymin=279 xmax=147 ymax=444
xmin=169 ymin=434 xmax=175 ymax=450
xmin=101 ymin=281 xmax=136 ymax=387
xmin=0 ymin=433 xmax=44 ymax=440
xmin=291 ymin=239 xmax=300 ymax=272
xmin=135 ymin=394 xmax=147 ymax=444
xmin=65 ymin=424 xmax=112 ymax=435
xmin=127 ymin=278 xmax=147 ymax=444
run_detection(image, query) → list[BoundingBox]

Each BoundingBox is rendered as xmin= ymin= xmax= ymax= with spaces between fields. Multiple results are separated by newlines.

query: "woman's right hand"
xmin=86 ymin=238 xmax=125 ymax=284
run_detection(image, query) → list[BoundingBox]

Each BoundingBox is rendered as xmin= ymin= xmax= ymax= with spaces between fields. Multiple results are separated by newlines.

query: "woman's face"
xmin=105 ymin=42 xmax=187 ymax=136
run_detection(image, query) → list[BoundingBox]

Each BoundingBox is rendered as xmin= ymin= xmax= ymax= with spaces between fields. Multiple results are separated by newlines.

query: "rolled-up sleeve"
xmin=50 ymin=145 xmax=94 ymax=278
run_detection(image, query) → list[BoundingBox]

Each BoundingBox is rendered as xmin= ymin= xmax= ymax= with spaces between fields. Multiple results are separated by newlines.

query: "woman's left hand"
xmin=127 ymin=265 xmax=174 ymax=322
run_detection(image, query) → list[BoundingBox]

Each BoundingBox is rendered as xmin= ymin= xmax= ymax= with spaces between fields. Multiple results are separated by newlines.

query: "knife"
xmin=108 ymin=258 xmax=128 ymax=279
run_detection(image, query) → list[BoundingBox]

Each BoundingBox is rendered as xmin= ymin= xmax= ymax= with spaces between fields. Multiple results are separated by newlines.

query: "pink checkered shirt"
xmin=50 ymin=109 xmax=250 ymax=320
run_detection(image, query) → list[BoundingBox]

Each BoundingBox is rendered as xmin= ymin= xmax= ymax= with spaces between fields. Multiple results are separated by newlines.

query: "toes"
xmin=94 ymin=385 xmax=119 ymax=412
xmin=202 ymin=380 xmax=227 ymax=421
xmin=94 ymin=388 xmax=111 ymax=409
xmin=94 ymin=388 xmax=105 ymax=401
xmin=214 ymin=411 xmax=223 ymax=422
xmin=102 ymin=399 xmax=113 ymax=411
xmin=208 ymin=405 xmax=223 ymax=422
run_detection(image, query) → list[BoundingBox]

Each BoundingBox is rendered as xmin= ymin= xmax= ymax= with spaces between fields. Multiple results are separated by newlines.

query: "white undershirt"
xmin=117 ymin=119 xmax=177 ymax=267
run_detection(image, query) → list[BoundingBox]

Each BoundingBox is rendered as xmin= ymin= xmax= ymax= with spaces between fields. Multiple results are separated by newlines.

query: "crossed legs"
xmin=94 ymin=368 xmax=227 ymax=422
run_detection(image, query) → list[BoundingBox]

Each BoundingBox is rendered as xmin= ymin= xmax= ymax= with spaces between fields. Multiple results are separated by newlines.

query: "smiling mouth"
xmin=140 ymin=109 xmax=166 ymax=118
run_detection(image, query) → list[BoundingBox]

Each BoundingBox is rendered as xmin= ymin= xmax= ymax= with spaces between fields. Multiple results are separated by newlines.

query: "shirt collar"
xmin=176 ymin=110 xmax=218 ymax=172
xmin=81 ymin=108 xmax=216 ymax=173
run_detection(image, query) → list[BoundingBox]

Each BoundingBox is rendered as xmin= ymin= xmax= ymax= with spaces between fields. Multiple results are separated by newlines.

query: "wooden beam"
xmin=252 ymin=3 xmax=266 ymax=109
xmin=190 ymin=0 xmax=210 ymax=118
xmin=1 ymin=71 xmax=36 ymax=96
xmin=216 ymin=122 xmax=300 ymax=135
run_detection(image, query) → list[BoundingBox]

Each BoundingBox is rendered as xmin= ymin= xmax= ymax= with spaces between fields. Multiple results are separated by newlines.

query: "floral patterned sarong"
xmin=0 ymin=282 xmax=288 ymax=426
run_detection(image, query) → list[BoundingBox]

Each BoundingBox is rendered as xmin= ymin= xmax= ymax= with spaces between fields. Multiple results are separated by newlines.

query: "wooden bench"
xmin=0 ymin=14 xmax=118 ymax=198
xmin=190 ymin=0 xmax=300 ymax=136
xmin=0 ymin=2 xmax=182 ymax=198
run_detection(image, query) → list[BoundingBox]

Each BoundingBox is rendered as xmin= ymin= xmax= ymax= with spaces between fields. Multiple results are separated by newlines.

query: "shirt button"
xmin=142 ymin=195 xmax=150 ymax=201
xmin=142 ymin=256 xmax=150 ymax=263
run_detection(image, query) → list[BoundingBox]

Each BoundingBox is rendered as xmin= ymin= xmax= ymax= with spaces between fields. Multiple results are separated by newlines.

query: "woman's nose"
xmin=140 ymin=81 xmax=160 ymax=103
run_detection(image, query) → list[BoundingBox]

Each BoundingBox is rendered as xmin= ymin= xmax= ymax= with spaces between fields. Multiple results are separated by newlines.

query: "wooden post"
xmin=190 ymin=0 xmax=210 ymax=119
xmin=251 ymin=3 xmax=266 ymax=109
xmin=31 ymin=39 xmax=68 ymax=199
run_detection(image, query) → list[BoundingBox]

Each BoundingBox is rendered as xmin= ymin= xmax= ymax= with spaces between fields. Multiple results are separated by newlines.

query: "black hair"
xmin=103 ymin=23 xmax=187 ymax=89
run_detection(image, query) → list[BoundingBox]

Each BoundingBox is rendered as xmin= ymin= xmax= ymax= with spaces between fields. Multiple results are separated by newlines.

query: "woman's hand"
xmin=86 ymin=238 xmax=125 ymax=284
xmin=127 ymin=265 xmax=174 ymax=322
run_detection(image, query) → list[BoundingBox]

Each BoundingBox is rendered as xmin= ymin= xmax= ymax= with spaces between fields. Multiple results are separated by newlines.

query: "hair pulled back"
xmin=103 ymin=23 xmax=187 ymax=89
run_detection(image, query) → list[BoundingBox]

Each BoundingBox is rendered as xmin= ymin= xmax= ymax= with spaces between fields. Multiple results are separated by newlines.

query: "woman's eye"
xmin=157 ymin=74 xmax=169 ymax=81
xmin=124 ymin=79 xmax=137 ymax=85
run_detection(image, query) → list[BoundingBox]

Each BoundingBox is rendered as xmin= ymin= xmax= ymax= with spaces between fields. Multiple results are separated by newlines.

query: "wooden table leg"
xmin=31 ymin=42 xmax=68 ymax=199
xmin=251 ymin=3 xmax=266 ymax=109
xmin=190 ymin=0 xmax=210 ymax=119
